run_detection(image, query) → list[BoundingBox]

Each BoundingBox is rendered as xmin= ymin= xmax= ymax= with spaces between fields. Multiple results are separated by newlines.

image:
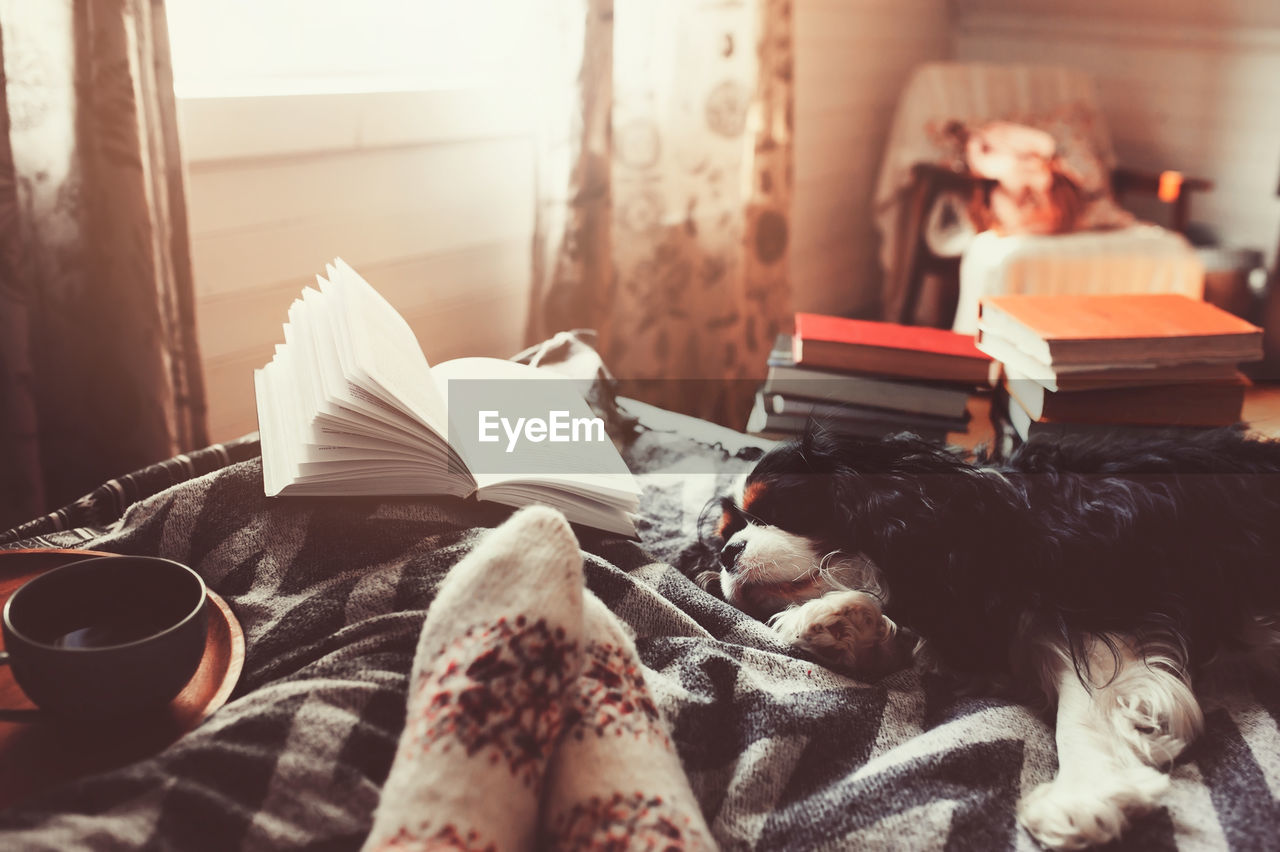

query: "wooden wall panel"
xmin=953 ymin=6 xmax=1280 ymax=267
xmin=197 ymin=241 xmax=530 ymax=442
xmin=954 ymin=0 xmax=1280 ymax=30
xmin=792 ymin=0 xmax=951 ymax=318
xmin=179 ymin=92 xmax=534 ymax=443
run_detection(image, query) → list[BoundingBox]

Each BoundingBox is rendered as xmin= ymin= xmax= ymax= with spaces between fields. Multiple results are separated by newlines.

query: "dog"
xmin=688 ymin=425 xmax=1280 ymax=850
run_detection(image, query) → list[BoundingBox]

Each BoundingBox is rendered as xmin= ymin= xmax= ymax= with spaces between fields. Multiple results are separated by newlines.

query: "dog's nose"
xmin=719 ymin=540 xmax=746 ymax=570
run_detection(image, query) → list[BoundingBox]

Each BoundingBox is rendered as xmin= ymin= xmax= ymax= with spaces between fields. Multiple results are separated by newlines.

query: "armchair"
xmin=874 ymin=63 xmax=1208 ymax=332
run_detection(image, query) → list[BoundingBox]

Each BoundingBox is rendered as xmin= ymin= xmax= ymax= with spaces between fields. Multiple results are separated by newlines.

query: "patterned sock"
xmin=362 ymin=506 xmax=585 ymax=852
xmin=540 ymin=591 xmax=716 ymax=850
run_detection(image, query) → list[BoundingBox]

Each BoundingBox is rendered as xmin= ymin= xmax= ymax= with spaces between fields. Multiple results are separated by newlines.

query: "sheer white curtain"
xmin=529 ymin=0 xmax=794 ymax=427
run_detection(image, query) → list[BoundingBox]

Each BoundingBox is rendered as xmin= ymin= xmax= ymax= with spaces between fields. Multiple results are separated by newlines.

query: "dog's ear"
xmin=673 ymin=496 xmax=732 ymax=598
xmin=828 ymin=458 xmax=930 ymax=548
xmin=802 ymin=422 xmax=912 ymax=477
xmin=801 ymin=420 xmax=855 ymax=470
xmin=830 ymin=467 xmax=868 ymax=529
xmin=799 ymin=420 xmax=828 ymax=459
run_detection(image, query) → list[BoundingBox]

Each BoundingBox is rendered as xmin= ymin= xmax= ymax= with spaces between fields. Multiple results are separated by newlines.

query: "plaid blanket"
xmin=2 ymin=405 xmax=1278 ymax=850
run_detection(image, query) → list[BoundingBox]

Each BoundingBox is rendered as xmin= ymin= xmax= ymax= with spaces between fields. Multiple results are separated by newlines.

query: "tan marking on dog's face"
xmin=715 ymin=509 xmax=734 ymax=538
xmin=742 ymin=480 xmax=766 ymax=514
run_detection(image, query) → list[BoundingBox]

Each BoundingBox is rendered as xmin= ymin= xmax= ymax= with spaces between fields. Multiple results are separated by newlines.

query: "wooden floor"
xmin=1243 ymin=383 xmax=1280 ymax=437
xmin=951 ymin=393 xmax=996 ymax=451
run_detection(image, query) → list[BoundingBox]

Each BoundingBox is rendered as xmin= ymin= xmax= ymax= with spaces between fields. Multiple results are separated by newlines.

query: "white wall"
xmin=953 ymin=0 xmax=1280 ymax=265
xmin=792 ymin=0 xmax=951 ymax=318
xmin=181 ymin=90 xmax=534 ymax=442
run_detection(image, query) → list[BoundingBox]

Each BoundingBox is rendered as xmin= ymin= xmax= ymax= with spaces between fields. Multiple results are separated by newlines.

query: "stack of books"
xmin=976 ymin=293 xmax=1263 ymax=444
xmin=746 ymin=313 xmax=992 ymax=441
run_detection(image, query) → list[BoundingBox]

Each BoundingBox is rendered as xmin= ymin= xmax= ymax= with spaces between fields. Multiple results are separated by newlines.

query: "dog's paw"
xmin=770 ymin=590 xmax=901 ymax=676
xmin=1107 ymin=675 xmax=1200 ymax=768
xmin=1017 ymin=766 xmax=1169 ymax=850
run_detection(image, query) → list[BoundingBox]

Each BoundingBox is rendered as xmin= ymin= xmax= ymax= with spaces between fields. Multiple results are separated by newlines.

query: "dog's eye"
xmin=716 ymin=504 xmax=747 ymax=540
xmin=746 ymin=484 xmax=829 ymax=536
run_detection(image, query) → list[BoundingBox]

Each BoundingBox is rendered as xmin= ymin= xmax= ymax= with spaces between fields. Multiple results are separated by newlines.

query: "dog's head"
xmin=694 ymin=428 xmax=955 ymax=620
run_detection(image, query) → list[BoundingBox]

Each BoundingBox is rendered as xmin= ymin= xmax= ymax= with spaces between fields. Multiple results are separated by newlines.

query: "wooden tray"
xmin=0 ymin=549 xmax=245 ymax=808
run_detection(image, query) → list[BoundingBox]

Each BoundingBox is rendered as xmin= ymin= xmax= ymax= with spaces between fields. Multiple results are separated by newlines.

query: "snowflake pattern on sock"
xmin=371 ymin=822 xmax=497 ymax=852
xmin=563 ymin=639 xmax=668 ymax=746
xmin=402 ymin=614 xmax=578 ymax=788
xmin=544 ymin=791 xmax=710 ymax=851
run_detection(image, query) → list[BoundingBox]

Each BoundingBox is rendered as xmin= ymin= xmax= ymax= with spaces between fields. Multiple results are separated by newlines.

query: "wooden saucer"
xmin=0 ymin=549 xmax=245 ymax=808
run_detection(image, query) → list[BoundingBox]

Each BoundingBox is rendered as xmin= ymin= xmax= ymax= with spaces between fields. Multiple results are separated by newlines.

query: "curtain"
xmin=0 ymin=0 xmax=205 ymax=531
xmin=529 ymin=0 xmax=793 ymax=428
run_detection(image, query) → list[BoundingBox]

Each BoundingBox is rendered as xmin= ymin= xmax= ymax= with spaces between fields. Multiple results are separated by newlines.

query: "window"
xmin=165 ymin=0 xmax=536 ymax=97
xmin=168 ymin=2 xmax=540 ymax=443
xmin=166 ymin=0 xmax=537 ymax=163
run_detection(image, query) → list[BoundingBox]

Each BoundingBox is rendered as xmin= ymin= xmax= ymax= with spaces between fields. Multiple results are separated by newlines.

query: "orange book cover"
xmin=793 ymin=314 xmax=991 ymax=384
xmin=978 ymin=294 xmax=1263 ymax=366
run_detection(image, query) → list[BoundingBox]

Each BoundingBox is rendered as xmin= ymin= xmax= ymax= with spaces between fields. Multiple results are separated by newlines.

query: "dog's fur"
xmin=686 ymin=425 xmax=1280 ymax=849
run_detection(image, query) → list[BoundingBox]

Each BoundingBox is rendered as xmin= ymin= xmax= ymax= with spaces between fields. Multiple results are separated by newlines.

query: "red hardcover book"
xmin=793 ymin=314 xmax=992 ymax=385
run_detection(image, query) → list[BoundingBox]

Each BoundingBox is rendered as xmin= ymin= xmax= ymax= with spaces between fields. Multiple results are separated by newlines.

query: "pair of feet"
xmin=372 ymin=516 xmax=1193 ymax=851
xmin=362 ymin=507 xmax=714 ymax=851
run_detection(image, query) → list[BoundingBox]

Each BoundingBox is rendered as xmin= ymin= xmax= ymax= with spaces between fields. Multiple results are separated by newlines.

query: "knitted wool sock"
xmin=540 ymin=592 xmax=716 ymax=851
xmin=362 ymin=506 xmax=585 ymax=852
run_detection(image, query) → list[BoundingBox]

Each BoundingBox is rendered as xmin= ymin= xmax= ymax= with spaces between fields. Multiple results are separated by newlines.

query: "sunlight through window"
xmin=166 ymin=0 xmax=534 ymax=97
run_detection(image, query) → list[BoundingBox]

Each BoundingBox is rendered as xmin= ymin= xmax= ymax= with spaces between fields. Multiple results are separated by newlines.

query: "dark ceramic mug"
xmin=0 ymin=556 xmax=208 ymax=719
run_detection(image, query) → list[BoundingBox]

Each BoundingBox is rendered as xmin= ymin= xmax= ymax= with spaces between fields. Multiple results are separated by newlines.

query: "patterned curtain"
xmin=529 ymin=0 xmax=793 ymax=428
xmin=0 ymin=0 xmax=205 ymax=530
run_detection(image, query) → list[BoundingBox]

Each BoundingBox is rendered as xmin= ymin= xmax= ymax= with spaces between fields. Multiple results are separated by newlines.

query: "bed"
xmin=1 ymin=342 xmax=1277 ymax=851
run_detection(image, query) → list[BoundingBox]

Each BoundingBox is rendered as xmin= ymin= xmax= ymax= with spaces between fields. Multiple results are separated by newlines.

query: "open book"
xmin=254 ymin=259 xmax=639 ymax=536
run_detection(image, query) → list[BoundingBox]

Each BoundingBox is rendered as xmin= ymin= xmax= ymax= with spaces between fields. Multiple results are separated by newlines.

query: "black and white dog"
xmin=691 ymin=426 xmax=1280 ymax=850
